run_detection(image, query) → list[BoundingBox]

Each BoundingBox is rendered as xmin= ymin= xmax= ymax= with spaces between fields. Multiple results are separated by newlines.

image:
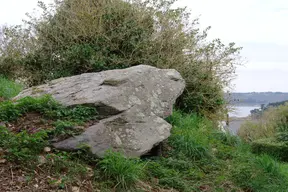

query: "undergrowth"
xmin=0 ymin=97 xmax=287 ymax=191
xmin=0 ymin=95 xmax=97 ymax=163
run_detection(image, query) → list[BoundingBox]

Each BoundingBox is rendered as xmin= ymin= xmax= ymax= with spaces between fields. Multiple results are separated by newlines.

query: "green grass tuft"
xmin=99 ymin=151 xmax=145 ymax=189
xmin=0 ymin=95 xmax=97 ymax=122
xmin=167 ymin=111 xmax=212 ymax=160
xmin=0 ymin=76 xmax=22 ymax=99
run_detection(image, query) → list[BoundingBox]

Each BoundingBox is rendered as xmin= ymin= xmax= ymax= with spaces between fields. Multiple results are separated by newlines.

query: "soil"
xmin=0 ymin=161 xmax=176 ymax=192
xmin=0 ymin=162 xmax=94 ymax=192
xmin=6 ymin=112 xmax=54 ymax=134
xmin=3 ymin=112 xmax=99 ymax=135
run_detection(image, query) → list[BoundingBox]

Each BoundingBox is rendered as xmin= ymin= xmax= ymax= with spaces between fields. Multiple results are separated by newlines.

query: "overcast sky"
xmin=1 ymin=0 xmax=288 ymax=92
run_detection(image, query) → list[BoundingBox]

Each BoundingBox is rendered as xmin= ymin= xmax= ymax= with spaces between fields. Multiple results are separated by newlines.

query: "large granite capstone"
xmin=15 ymin=65 xmax=185 ymax=157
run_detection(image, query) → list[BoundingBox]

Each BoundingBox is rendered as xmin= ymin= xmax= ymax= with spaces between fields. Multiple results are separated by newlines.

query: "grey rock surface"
xmin=15 ymin=65 xmax=185 ymax=157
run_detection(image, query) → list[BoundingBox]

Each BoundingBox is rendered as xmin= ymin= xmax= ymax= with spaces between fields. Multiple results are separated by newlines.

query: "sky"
xmin=0 ymin=0 xmax=288 ymax=92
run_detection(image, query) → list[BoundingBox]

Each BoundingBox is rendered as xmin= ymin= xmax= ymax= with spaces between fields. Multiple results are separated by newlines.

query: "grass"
xmin=99 ymin=151 xmax=145 ymax=189
xmin=0 ymin=76 xmax=22 ymax=99
xmin=0 ymin=91 xmax=287 ymax=191
xmin=166 ymin=112 xmax=212 ymax=160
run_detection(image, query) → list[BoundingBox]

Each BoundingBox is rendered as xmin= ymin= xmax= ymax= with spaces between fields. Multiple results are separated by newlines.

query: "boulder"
xmin=15 ymin=65 xmax=185 ymax=157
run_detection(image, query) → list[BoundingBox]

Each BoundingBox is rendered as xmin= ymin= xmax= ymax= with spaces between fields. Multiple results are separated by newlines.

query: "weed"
xmin=0 ymin=126 xmax=48 ymax=162
xmin=212 ymin=131 xmax=241 ymax=147
xmin=255 ymin=154 xmax=281 ymax=176
xmin=48 ymin=120 xmax=78 ymax=140
xmin=167 ymin=111 xmax=211 ymax=160
xmin=0 ymin=95 xmax=97 ymax=123
xmin=0 ymin=94 xmax=98 ymax=164
xmin=45 ymin=104 xmax=98 ymax=122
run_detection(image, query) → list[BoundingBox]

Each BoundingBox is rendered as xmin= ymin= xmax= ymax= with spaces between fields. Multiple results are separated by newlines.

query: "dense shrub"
xmin=238 ymin=103 xmax=288 ymax=161
xmin=238 ymin=103 xmax=288 ymax=142
xmin=238 ymin=121 xmax=274 ymax=142
xmin=251 ymin=138 xmax=288 ymax=161
xmin=0 ymin=0 xmax=242 ymax=117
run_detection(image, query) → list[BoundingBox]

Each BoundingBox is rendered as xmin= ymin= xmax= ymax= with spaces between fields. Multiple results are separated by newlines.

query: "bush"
xmin=251 ymin=138 xmax=288 ymax=161
xmin=0 ymin=0 xmax=242 ymax=117
xmin=238 ymin=104 xmax=288 ymax=142
xmin=238 ymin=120 xmax=274 ymax=142
xmin=99 ymin=151 xmax=145 ymax=189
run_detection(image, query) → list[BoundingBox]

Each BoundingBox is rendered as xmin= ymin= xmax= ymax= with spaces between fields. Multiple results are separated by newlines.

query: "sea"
xmin=229 ymin=106 xmax=260 ymax=118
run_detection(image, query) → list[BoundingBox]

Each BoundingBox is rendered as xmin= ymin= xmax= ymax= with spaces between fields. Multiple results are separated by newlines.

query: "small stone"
xmin=34 ymin=184 xmax=39 ymax=188
xmin=86 ymin=167 xmax=94 ymax=177
xmin=0 ymin=159 xmax=6 ymax=164
xmin=71 ymin=186 xmax=80 ymax=192
xmin=44 ymin=147 xmax=51 ymax=153
xmin=38 ymin=155 xmax=47 ymax=165
xmin=74 ymin=126 xmax=85 ymax=130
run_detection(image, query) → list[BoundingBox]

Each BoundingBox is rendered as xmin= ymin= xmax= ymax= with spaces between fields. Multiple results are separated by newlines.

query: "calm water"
xmin=229 ymin=106 xmax=260 ymax=118
xmin=224 ymin=106 xmax=260 ymax=134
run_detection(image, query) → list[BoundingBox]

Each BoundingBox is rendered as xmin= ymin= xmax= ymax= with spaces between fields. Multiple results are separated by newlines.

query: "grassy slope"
xmin=0 ymin=78 xmax=287 ymax=192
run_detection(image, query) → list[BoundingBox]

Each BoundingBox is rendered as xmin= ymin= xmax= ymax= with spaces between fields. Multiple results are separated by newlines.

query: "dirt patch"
xmin=3 ymin=112 xmax=99 ymax=135
xmin=5 ymin=112 xmax=54 ymax=134
xmin=0 ymin=162 xmax=94 ymax=192
xmin=0 ymin=161 xmax=172 ymax=192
